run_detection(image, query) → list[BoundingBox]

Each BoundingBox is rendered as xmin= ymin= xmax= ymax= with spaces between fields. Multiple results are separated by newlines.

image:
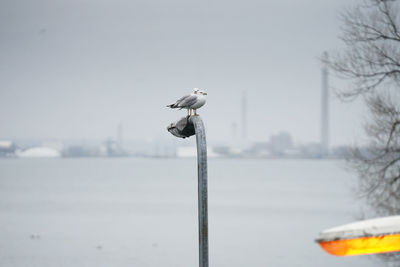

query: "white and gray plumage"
xmin=167 ymin=88 xmax=207 ymax=116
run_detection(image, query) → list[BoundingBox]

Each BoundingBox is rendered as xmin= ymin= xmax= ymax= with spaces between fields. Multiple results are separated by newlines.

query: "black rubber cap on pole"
xmin=167 ymin=116 xmax=195 ymax=138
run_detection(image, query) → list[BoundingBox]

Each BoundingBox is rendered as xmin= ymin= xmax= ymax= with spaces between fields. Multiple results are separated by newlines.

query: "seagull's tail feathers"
xmin=167 ymin=104 xmax=178 ymax=108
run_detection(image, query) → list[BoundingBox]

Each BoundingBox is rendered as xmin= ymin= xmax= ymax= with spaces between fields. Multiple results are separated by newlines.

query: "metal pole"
xmin=190 ymin=116 xmax=209 ymax=267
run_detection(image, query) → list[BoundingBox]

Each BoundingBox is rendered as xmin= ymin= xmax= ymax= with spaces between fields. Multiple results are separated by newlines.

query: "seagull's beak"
xmin=202 ymin=92 xmax=207 ymax=95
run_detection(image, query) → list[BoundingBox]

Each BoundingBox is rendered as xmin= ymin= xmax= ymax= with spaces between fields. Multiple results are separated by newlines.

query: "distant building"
xmin=104 ymin=138 xmax=127 ymax=157
xmin=212 ymin=146 xmax=242 ymax=157
xmin=245 ymin=132 xmax=295 ymax=158
xmin=330 ymin=145 xmax=351 ymax=159
xmin=269 ymin=132 xmax=293 ymax=156
xmin=62 ymin=145 xmax=104 ymax=157
xmin=176 ymin=146 xmax=219 ymax=158
xmin=17 ymin=147 xmax=61 ymax=158
xmin=299 ymin=142 xmax=324 ymax=158
xmin=0 ymin=141 xmax=17 ymax=157
xmin=246 ymin=142 xmax=272 ymax=157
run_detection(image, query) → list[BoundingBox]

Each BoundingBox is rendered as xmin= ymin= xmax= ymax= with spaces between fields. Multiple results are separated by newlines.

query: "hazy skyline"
xmin=0 ymin=0 xmax=365 ymax=146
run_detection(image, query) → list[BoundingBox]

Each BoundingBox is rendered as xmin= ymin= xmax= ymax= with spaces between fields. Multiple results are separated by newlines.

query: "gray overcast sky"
xmin=0 ymin=0 xmax=365 ymax=145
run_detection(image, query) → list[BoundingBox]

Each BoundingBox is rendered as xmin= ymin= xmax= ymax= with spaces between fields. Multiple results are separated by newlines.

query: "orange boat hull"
xmin=318 ymin=233 xmax=400 ymax=256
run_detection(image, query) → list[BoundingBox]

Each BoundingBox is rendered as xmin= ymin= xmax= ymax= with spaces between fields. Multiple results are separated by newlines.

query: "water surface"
xmin=0 ymin=158 xmax=377 ymax=266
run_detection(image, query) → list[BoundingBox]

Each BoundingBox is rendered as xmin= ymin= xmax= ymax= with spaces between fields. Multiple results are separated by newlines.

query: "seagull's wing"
xmin=177 ymin=95 xmax=198 ymax=109
xmin=167 ymin=94 xmax=191 ymax=108
xmin=176 ymin=94 xmax=191 ymax=104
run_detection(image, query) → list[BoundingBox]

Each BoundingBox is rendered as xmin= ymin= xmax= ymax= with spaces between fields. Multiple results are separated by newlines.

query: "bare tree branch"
xmin=328 ymin=5 xmax=400 ymax=263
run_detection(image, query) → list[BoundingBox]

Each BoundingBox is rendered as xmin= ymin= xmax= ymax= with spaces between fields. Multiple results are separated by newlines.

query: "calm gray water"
xmin=0 ymin=158 xmax=379 ymax=267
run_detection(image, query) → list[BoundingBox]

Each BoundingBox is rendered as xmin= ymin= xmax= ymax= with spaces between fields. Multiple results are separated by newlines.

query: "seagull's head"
xmin=199 ymin=90 xmax=207 ymax=96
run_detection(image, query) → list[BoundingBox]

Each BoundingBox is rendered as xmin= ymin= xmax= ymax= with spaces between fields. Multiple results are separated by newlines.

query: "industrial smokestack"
xmin=242 ymin=91 xmax=247 ymax=140
xmin=321 ymin=52 xmax=329 ymax=154
xmin=117 ymin=122 xmax=123 ymax=149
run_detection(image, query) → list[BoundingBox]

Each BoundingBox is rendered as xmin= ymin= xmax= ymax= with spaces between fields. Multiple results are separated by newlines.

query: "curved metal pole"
xmin=190 ymin=116 xmax=209 ymax=267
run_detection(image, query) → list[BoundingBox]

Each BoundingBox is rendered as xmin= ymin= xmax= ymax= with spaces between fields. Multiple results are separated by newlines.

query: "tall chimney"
xmin=117 ymin=122 xmax=123 ymax=149
xmin=242 ymin=91 xmax=247 ymax=140
xmin=321 ymin=52 xmax=329 ymax=154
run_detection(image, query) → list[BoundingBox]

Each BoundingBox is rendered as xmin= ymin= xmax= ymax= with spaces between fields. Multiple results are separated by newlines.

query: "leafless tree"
xmin=327 ymin=0 xmax=400 ymax=100
xmin=326 ymin=0 xmax=400 ymax=263
xmin=351 ymin=94 xmax=400 ymax=216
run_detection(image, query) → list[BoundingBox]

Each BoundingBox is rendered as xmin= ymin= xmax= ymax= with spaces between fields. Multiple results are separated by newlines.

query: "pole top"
xmin=167 ymin=116 xmax=196 ymax=138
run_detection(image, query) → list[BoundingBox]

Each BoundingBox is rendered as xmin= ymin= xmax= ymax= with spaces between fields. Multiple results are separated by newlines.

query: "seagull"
xmin=167 ymin=88 xmax=207 ymax=116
